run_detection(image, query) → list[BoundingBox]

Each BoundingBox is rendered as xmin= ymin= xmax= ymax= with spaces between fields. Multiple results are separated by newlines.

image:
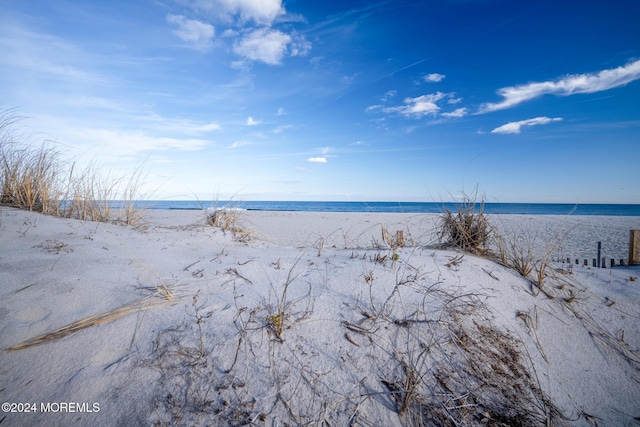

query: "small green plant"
xmin=265 ymin=312 xmax=286 ymax=340
xmin=265 ymin=255 xmax=305 ymax=341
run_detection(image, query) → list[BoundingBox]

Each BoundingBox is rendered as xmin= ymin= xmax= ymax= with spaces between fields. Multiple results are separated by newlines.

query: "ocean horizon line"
xmin=118 ymin=200 xmax=640 ymax=216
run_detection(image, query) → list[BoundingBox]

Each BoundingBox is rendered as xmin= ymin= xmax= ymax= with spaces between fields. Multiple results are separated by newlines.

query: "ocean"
xmin=137 ymin=201 xmax=640 ymax=216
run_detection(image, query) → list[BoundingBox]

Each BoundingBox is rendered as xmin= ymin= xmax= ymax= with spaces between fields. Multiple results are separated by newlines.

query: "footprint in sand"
xmin=15 ymin=307 xmax=51 ymax=323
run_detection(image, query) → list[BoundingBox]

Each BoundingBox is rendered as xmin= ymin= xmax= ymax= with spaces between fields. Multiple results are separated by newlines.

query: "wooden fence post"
xmin=630 ymin=230 xmax=640 ymax=266
xmin=396 ymin=230 xmax=404 ymax=247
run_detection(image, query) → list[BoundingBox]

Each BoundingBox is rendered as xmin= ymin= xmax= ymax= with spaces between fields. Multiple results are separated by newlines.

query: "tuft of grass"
xmin=204 ymin=198 xmax=250 ymax=240
xmin=437 ymin=192 xmax=491 ymax=253
xmin=495 ymin=226 xmax=570 ymax=291
xmin=63 ymin=160 xmax=151 ymax=225
xmin=265 ymin=255 xmax=309 ymax=341
xmin=1 ymin=112 xmax=62 ymax=214
xmin=266 ymin=273 xmax=293 ymax=341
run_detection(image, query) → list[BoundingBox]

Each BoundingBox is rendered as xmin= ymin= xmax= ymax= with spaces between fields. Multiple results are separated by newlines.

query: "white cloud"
xmin=479 ymin=60 xmax=640 ymax=113
xmin=231 ymin=0 xmax=285 ymax=25
xmin=233 ymin=28 xmax=290 ymax=65
xmin=181 ymin=0 xmax=285 ymax=26
xmin=307 ymin=157 xmax=327 ymax=163
xmin=277 ymin=107 xmax=286 ymax=116
xmin=246 ymin=116 xmax=261 ymax=125
xmin=491 ymin=117 xmax=563 ymax=134
xmin=232 ymin=28 xmax=310 ymax=65
xmin=442 ymin=107 xmax=467 ymax=118
xmin=375 ymin=93 xmax=446 ymax=118
xmin=166 ymin=14 xmax=215 ymax=51
xmin=424 ymin=73 xmax=446 ymax=82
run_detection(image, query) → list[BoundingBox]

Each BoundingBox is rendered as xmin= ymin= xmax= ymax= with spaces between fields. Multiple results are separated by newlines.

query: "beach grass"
xmin=0 ymin=109 xmax=150 ymax=224
xmin=5 ymin=290 xmax=177 ymax=352
xmin=204 ymin=198 xmax=251 ymax=241
xmin=437 ymin=192 xmax=491 ymax=253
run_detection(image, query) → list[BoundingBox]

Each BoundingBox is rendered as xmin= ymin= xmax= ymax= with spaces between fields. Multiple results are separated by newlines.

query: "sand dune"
xmin=1 ymin=207 xmax=639 ymax=426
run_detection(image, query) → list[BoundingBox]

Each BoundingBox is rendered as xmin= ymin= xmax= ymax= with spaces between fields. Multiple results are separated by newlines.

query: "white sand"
xmin=1 ymin=207 xmax=639 ymax=426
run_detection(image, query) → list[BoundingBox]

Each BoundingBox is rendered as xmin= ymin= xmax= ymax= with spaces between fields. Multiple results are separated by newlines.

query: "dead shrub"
xmin=437 ymin=193 xmax=491 ymax=253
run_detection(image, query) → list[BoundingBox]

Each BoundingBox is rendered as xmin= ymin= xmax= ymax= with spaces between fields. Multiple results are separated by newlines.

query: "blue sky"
xmin=1 ymin=0 xmax=639 ymax=203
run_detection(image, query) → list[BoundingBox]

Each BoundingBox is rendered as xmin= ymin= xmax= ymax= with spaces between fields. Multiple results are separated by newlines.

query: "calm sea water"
xmin=135 ymin=201 xmax=640 ymax=216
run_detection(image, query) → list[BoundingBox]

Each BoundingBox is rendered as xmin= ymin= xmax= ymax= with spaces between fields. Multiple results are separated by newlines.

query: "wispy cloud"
xmin=424 ymin=73 xmax=446 ymax=82
xmin=307 ymin=157 xmax=327 ymax=163
xmin=479 ymin=60 xmax=640 ymax=113
xmin=246 ymin=116 xmax=261 ymax=125
xmin=0 ymin=24 xmax=107 ymax=83
xmin=273 ymin=124 xmax=293 ymax=133
xmin=62 ymin=126 xmax=210 ymax=155
xmin=491 ymin=116 xmax=563 ymax=134
xmin=380 ymin=90 xmax=397 ymax=102
xmin=140 ymin=114 xmax=221 ymax=135
xmin=166 ymin=14 xmax=215 ymax=51
xmin=228 ymin=140 xmax=252 ymax=148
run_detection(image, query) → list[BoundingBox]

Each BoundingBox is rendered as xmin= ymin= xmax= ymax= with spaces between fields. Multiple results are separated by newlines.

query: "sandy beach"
xmin=1 ymin=206 xmax=639 ymax=426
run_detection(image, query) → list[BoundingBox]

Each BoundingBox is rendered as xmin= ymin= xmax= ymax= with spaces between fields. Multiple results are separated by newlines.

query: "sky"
xmin=1 ymin=0 xmax=639 ymax=203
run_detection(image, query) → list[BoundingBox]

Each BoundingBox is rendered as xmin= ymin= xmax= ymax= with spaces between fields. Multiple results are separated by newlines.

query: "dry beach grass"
xmin=1 ymin=109 xmax=150 ymax=225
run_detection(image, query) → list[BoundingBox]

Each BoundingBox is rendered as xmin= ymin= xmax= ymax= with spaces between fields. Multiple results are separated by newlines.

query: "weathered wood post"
xmin=630 ymin=230 xmax=640 ymax=266
xmin=396 ymin=230 xmax=404 ymax=247
xmin=597 ymin=242 xmax=601 ymax=268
